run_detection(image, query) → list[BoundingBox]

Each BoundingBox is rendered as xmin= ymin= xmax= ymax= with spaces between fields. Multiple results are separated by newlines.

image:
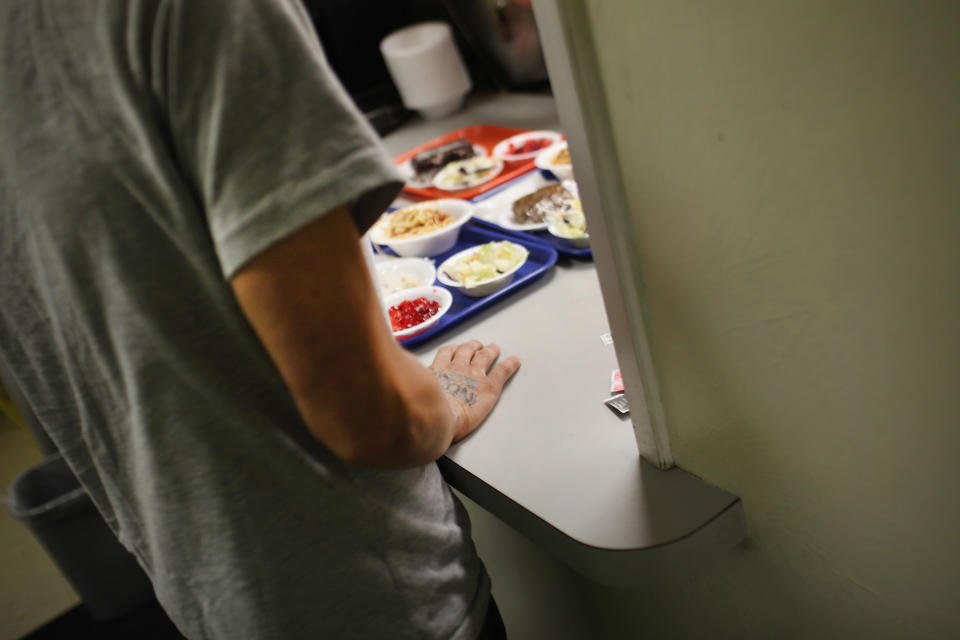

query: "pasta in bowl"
xmin=369 ymin=200 xmax=473 ymax=257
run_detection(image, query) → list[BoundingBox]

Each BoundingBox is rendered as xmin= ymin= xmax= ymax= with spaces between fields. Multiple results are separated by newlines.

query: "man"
xmin=0 ymin=1 xmax=518 ymax=638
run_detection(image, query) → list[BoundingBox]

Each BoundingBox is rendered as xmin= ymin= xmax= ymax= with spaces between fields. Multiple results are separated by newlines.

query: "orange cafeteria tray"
xmin=394 ymin=124 xmax=539 ymax=201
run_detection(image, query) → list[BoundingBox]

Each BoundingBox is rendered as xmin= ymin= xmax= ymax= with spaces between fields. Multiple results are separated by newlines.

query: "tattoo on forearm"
xmin=435 ymin=371 xmax=479 ymax=406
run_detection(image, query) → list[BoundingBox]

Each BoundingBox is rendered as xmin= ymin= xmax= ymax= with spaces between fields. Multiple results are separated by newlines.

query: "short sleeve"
xmin=160 ymin=0 xmax=403 ymax=277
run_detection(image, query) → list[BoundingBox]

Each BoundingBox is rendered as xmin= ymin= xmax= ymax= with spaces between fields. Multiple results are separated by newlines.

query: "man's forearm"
xmin=291 ymin=342 xmax=462 ymax=468
xmin=231 ymin=206 xmax=513 ymax=470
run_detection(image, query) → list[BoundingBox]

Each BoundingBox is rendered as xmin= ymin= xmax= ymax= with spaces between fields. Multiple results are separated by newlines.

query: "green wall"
xmin=476 ymin=1 xmax=959 ymax=638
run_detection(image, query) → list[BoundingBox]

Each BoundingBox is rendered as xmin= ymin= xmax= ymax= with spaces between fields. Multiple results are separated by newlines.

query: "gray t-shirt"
xmin=0 ymin=1 xmax=489 ymax=638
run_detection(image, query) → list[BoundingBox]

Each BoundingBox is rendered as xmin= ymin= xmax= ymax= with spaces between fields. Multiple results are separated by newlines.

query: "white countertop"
xmin=380 ymin=93 xmax=743 ymax=585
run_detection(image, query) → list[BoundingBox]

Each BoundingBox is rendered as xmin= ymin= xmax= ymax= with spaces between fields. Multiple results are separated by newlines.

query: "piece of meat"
xmin=410 ymin=138 xmax=476 ymax=179
xmin=511 ymin=183 xmax=572 ymax=224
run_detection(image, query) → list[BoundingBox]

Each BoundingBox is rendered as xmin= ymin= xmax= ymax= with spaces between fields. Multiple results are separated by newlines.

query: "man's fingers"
xmin=451 ymin=340 xmax=483 ymax=365
xmin=470 ymin=343 xmax=501 ymax=371
xmin=430 ymin=344 xmax=458 ymax=370
xmin=487 ymin=355 xmax=521 ymax=388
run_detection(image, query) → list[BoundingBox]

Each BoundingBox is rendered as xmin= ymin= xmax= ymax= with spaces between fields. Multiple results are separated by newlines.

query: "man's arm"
xmin=230 ymin=206 xmax=520 ymax=469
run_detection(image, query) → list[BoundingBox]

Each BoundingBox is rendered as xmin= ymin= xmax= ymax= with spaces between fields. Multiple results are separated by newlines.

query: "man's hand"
xmin=429 ymin=341 xmax=521 ymax=442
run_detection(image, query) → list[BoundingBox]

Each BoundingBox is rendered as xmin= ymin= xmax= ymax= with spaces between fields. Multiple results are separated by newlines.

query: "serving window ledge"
xmin=384 ymin=93 xmax=744 ymax=587
xmin=440 ymin=458 xmax=743 ymax=587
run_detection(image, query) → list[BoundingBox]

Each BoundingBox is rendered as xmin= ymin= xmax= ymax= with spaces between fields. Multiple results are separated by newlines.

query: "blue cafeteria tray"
xmin=378 ymin=224 xmax=558 ymax=349
xmin=469 ymin=171 xmax=593 ymax=260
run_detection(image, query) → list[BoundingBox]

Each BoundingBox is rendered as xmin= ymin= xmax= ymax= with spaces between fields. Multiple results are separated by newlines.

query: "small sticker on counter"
xmin=600 ymin=332 xmax=614 ymax=345
xmin=604 ymin=394 xmax=630 ymax=415
xmin=610 ymin=369 xmax=624 ymax=394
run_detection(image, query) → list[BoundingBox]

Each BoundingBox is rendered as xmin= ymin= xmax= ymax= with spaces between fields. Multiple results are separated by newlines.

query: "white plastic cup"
xmin=380 ymin=22 xmax=472 ymax=119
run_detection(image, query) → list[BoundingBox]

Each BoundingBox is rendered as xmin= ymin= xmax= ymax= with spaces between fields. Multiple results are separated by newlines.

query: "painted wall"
xmin=474 ymin=1 xmax=959 ymax=639
xmin=0 ymin=418 xmax=78 ymax=639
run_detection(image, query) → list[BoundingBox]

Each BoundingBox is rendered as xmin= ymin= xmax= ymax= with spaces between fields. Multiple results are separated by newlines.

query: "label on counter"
xmin=604 ymin=394 xmax=630 ymax=416
xmin=610 ymin=369 xmax=624 ymax=394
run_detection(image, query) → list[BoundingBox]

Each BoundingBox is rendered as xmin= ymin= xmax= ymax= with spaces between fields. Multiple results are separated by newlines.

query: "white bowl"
xmin=545 ymin=179 xmax=589 ymax=248
xmin=492 ymin=130 xmax=564 ymax=162
xmin=436 ymin=241 xmax=529 ymax=297
xmin=545 ymin=212 xmax=590 ymax=248
xmin=547 ymin=223 xmax=590 ymax=249
xmin=535 ymin=141 xmax=574 ymax=182
xmin=369 ymin=200 xmax=473 ymax=257
xmin=375 ymin=258 xmax=437 ymax=298
xmin=384 ymin=285 xmax=453 ymax=340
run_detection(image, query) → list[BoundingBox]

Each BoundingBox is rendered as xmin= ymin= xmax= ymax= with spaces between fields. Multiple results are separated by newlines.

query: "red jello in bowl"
xmin=492 ymin=130 xmax=563 ymax=162
xmin=383 ymin=286 xmax=453 ymax=340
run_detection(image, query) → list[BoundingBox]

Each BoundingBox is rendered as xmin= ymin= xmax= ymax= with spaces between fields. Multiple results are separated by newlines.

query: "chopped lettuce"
xmin=547 ymin=198 xmax=588 ymax=238
xmin=444 ymin=241 xmax=526 ymax=288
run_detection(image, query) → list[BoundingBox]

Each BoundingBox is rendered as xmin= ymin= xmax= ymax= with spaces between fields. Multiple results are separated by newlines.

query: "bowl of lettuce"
xmin=545 ymin=180 xmax=590 ymax=248
xmin=437 ymin=240 xmax=529 ymax=297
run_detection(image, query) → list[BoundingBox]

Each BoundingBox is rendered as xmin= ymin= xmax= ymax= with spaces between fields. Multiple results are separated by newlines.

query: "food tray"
xmin=470 ymin=172 xmax=594 ymax=259
xmin=375 ymin=224 xmax=558 ymax=348
xmin=394 ymin=124 xmax=545 ymax=201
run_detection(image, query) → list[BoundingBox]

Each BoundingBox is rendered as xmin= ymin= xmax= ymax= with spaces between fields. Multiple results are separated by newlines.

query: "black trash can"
xmin=7 ymin=454 xmax=156 ymax=620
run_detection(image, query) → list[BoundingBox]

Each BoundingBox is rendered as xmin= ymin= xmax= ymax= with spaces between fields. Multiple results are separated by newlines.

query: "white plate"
xmin=472 ymin=199 xmax=547 ymax=232
xmin=473 ymin=175 xmax=579 ymax=232
xmin=432 ymin=156 xmax=504 ymax=191
xmin=497 ymin=206 xmax=548 ymax=232
xmin=492 ymin=130 xmax=564 ymax=161
xmin=470 ymin=171 xmax=556 ymax=230
xmin=436 ymin=241 xmax=529 ymax=297
xmin=399 ymin=144 xmax=487 ymax=188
